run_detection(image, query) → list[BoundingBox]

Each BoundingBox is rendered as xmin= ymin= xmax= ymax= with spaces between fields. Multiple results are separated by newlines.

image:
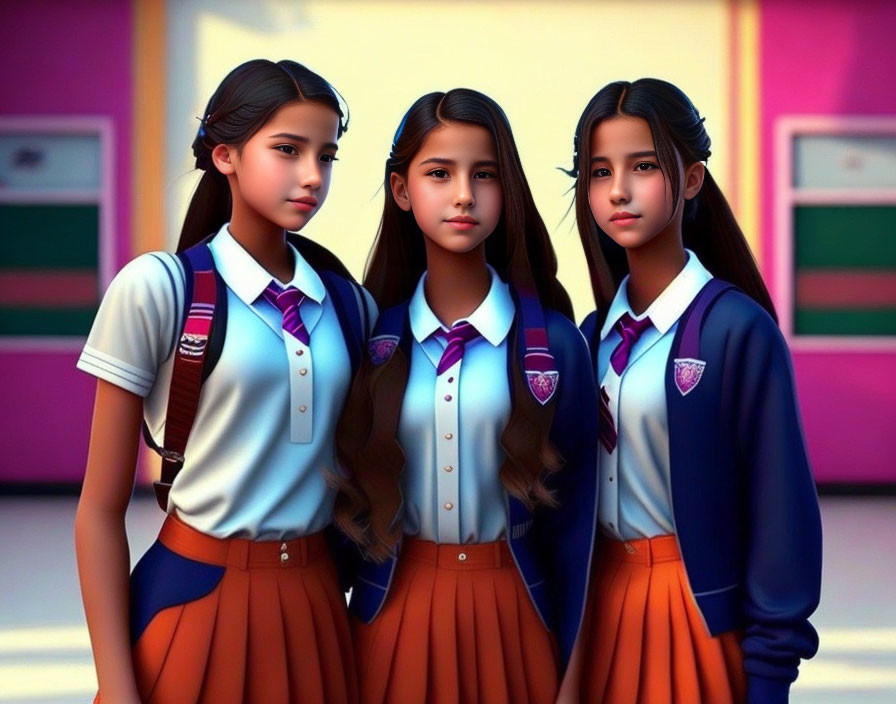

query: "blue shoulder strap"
xmin=318 ymin=269 xmax=366 ymax=377
xmin=673 ymin=278 xmax=736 ymax=360
xmin=513 ymin=285 xmax=561 ymax=406
xmin=367 ymin=301 xmax=410 ymax=366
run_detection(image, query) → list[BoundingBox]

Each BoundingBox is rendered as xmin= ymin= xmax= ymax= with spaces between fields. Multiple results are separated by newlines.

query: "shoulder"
xmin=544 ymin=309 xmax=590 ymax=367
xmin=104 ymin=251 xmax=184 ymax=303
xmin=578 ymin=310 xmax=599 ymax=347
xmin=705 ymin=285 xmax=782 ymax=343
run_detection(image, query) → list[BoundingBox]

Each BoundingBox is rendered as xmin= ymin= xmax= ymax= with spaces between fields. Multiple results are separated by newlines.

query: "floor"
xmin=0 ymin=495 xmax=893 ymax=703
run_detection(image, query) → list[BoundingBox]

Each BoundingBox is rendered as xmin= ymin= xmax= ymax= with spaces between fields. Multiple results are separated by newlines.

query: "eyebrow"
xmin=418 ymin=157 xmax=498 ymax=168
xmin=590 ymin=150 xmax=657 ymax=164
xmin=268 ymin=132 xmax=338 ymax=151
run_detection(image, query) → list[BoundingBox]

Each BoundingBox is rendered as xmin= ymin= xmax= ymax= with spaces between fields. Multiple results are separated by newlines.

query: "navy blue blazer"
xmin=349 ymin=298 xmax=599 ymax=672
xmin=581 ymin=282 xmax=822 ymax=704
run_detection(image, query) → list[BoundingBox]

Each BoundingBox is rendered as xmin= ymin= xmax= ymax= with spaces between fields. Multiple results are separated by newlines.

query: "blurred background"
xmin=1 ymin=0 xmax=894 ymax=701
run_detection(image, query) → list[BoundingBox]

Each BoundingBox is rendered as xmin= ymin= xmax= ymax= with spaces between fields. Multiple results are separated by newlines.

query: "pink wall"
xmin=0 ymin=0 xmax=133 ymax=483
xmin=760 ymin=0 xmax=896 ymax=483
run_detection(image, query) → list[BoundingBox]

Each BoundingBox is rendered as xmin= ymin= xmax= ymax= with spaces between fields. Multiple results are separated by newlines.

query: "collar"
xmin=408 ymin=265 xmax=515 ymax=346
xmin=599 ymin=249 xmax=713 ymax=340
xmin=208 ymin=224 xmax=326 ymax=306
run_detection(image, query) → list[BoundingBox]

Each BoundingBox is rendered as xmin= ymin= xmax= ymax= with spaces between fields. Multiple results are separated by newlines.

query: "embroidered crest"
xmin=178 ymin=333 xmax=208 ymax=358
xmin=368 ymin=335 xmax=399 ymax=365
xmin=525 ymin=370 xmax=559 ymax=405
xmin=673 ymin=358 xmax=706 ymax=396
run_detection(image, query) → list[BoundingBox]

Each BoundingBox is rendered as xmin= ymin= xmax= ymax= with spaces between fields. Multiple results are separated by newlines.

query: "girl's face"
xmin=216 ymin=100 xmax=340 ymax=232
xmin=390 ymin=121 xmax=503 ymax=255
xmin=588 ymin=115 xmax=699 ymax=252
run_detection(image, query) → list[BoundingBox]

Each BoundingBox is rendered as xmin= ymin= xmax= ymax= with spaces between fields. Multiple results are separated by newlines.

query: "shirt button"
xmin=280 ymin=552 xmax=290 ymax=563
xmin=448 ymin=376 xmax=454 ymax=383
xmin=609 ymin=476 xmax=614 ymax=482
xmin=444 ymin=394 xmax=452 ymax=402
xmin=458 ymin=552 xmax=467 ymax=562
xmin=295 ymin=349 xmax=304 ymax=356
xmin=444 ymin=465 xmax=454 ymax=473
xmin=299 ymin=368 xmax=308 ymax=376
xmin=444 ymin=432 xmax=453 ymax=440
xmin=444 ymin=502 xmax=454 ymax=511
xmin=299 ymin=405 xmax=307 ymax=413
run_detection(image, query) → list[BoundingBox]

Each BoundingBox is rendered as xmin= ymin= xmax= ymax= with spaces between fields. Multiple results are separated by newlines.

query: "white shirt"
xmin=77 ymin=224 xmax=376 ymax=540
xmin=399 ymin=267 xmax=514 ymax=544
xmin=596 ymin=250 xmax=712 ymax=541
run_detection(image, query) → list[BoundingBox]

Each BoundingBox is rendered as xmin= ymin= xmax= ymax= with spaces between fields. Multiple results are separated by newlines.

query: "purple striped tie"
xmin=435 ymin=322 xmax=481 ymax=375
xmin=610 ymin=312 xmax=653 ymax=375
xmin=262 ymin=282 xmax=310 ymax=345
xmin=599 ymin=385 xmax=618 ymax=453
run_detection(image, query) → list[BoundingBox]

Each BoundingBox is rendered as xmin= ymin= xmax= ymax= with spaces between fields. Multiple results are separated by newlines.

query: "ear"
xmin=211 ymin=144 xmax=237 ymax=176
xmin=389 ymin=172 xmax=412 ymax=212
xmin=683 ymin=161 xmax=705 ymax=201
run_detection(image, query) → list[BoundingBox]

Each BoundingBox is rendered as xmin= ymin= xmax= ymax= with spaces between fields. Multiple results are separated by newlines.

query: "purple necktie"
xmin=599 ymin=385 xmax=618 ymax=453
xmin=262 ymin=282 xmax=310 ymax=346
xmin=435 ymin=322 xmax=481 ymax=375
xmin=609 ymin=312 xmax=653 ymax=375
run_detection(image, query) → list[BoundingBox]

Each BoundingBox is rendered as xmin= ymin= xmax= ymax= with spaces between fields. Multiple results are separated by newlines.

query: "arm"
xmin=74 ymin=380 xmax=144 ymax=703
xmin=729 ymin=304 xmax=822 ymax=704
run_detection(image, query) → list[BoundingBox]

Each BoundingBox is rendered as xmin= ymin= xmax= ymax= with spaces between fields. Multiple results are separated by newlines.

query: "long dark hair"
xmin=334 ymin=89 xmax=570 ymax=560
xmin=569 ymin=78 xmax=775 ymax=327
xmin=177 ymin=59 xmax=348 ymax=252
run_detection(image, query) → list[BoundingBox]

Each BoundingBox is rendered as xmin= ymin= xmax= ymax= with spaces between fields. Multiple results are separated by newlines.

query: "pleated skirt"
xmin=579 ymin=535 xmax=745 ymax=704
xmin=96 ymin=515 xmax=357 ymax=704
xmin=353 ymin=538 xmax=559 ymax=704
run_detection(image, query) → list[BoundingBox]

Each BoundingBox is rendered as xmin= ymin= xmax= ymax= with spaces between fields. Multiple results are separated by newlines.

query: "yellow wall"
xmin=165 ymin=0 xmax=733 ymax=319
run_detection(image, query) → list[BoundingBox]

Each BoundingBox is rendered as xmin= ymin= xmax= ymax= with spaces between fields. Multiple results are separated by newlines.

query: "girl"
xmin=569 ymin=78 xmax=822 ymax=704
xmin=75 ymin=59 xmax=373 ymax=704
xmin=332 ymin=89 xmax=599 ymax=704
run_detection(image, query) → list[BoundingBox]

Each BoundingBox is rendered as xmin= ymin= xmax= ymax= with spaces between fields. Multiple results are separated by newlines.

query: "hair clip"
xmin=390 ymin=110 xmax=410 ymax=154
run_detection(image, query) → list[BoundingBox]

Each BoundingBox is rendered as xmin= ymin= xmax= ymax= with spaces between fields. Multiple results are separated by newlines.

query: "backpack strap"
xmin=367 ymin=301 xmax=410 ymax=366
xmin=145 ymin=239 xmax=223 ymax=510
xmin=319 ymin=270 xmax=366 ymax=377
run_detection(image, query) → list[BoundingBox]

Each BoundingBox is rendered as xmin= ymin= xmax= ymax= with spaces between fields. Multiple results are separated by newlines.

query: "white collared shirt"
xmin=399 ymin=267 xmax=514 ymax=544
xmin=77 ymin=224 xmax=376 ymax=539
xmin=596 ymin=250 xmax=712 ymax=541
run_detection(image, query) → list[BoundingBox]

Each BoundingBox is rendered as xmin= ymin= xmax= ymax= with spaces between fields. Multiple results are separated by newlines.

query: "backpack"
xmin=143 ymin=233 xmax=370 ymax=510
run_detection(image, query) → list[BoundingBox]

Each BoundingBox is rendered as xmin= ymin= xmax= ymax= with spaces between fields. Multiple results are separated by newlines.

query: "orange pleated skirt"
xmin=353 ymin=538 xmax=559 ymax=704
xmin=96 ymin=515 xmax=357 ymax=704
xmin=579 ymin=535 xmax=745 ymax=704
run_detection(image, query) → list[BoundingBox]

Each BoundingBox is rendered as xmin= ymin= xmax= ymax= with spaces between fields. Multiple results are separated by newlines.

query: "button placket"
xmin=286 ymin=335 xmax=313 ymax=443
xmin=599 ymin=369 xmax=622 ymax=537
xmin=436 ymin=359 xmax=461 ymax=543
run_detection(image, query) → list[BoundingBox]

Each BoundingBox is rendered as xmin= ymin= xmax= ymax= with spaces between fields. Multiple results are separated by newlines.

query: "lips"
xmin=288 ymin=196 xmax=317 ymax=212
xmin=610 ymin=211 xmax=639 ymax=222
xmin=445 ymin=215 xmax=479 ymax=231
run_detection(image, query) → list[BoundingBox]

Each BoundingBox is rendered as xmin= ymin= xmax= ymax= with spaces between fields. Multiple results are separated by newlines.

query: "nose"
xmin=609 ymin=173 xmax=629 ymax=204
xmin=454 ymin=176 xmax=475 ymax=208
xmin=300 ymin=157 xmax=323 ymax=190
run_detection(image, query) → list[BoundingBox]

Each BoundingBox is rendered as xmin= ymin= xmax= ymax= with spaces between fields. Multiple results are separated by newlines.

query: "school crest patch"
xmin=368 ymin=335 xmax=399 ymax=366
xmin=525 ymin=370 xmax=559 ymax=405
xmin=673 ymin=358 xmax=706 ymax=396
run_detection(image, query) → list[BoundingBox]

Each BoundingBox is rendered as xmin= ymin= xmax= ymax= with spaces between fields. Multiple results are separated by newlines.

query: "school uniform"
xmin=77 ymin=224 xmax=375 ymax=704
xmin=578 ymin=251 xmax=821 ymax=704
xmin=349 ymin=268 xmax=599 ymax=704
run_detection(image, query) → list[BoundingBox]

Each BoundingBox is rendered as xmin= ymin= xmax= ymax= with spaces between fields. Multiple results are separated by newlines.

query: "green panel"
xmin=794 ymin=308 xmax=896 ymax=336
xmin=0 ymin=204 xmax=99 ymax=269
xmin=0 ymin=307 xmax=97 ymax=336
xmin=794 ymin=206 xmax=896 ymax=269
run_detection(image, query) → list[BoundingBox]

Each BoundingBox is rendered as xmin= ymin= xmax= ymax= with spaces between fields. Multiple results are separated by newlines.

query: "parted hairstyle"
xmin=334 ymin=89 xmax=573 ymax=561
xmin=568 ymin=78 xmax=776 ymax=328
xmin=177 ymin=59 xmax=347 ymax=253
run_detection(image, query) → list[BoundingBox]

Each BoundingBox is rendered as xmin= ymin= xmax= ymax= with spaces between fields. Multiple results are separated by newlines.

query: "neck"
xmin=228 ymin=192 xmax=294 ymax=283
xmin=624 ymin=224 xmax=687 ymax=315
xmin=423 ymin=241 xmax=491 ymax=327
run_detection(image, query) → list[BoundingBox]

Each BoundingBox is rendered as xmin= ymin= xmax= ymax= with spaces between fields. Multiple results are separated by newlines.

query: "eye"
xmin=474 ymin=170 xmax=497 ymax=180
xmin=320 ymin=153 xmax=338 ymax=164
xmin=591 ymin=167 xmax=611 ymax=178
xmin=635 ymin=162 xmax=659 ymax=172
xmin=427 ymin=168 xmax=450 ymax=179
xmin=274 ymin=144 xmax=298 ymax=155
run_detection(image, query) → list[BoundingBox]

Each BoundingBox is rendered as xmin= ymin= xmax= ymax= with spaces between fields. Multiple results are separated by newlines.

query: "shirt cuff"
xmin=77 ymin=345 xmax=155 ymax=397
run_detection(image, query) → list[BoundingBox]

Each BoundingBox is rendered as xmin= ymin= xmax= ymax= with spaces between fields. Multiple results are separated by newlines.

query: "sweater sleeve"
xmin=726 ymin=300 xmax=822 ymax=704
xmin=536 ymin=312 xmax=599 ymax=668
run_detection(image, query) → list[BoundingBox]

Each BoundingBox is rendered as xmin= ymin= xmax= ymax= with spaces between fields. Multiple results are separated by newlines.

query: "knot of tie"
xmin=435 ymin=322 xmax=481 ymax=375
xmin=262 ymin=281 xmax=309 ymax=345
xmin=610 ymin=312 xmax=653 ymax=375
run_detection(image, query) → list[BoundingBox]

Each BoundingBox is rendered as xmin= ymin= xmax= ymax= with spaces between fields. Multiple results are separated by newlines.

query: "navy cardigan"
xmin=349 ymin=299 xmax=599 ymax=672
xmin=581 ymin=283 xmax=822 ymax=704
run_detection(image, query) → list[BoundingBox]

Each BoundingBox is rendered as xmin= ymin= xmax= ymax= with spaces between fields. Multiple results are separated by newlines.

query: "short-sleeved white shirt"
xmin=77 ymin=224 xmax=376 ymax=540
